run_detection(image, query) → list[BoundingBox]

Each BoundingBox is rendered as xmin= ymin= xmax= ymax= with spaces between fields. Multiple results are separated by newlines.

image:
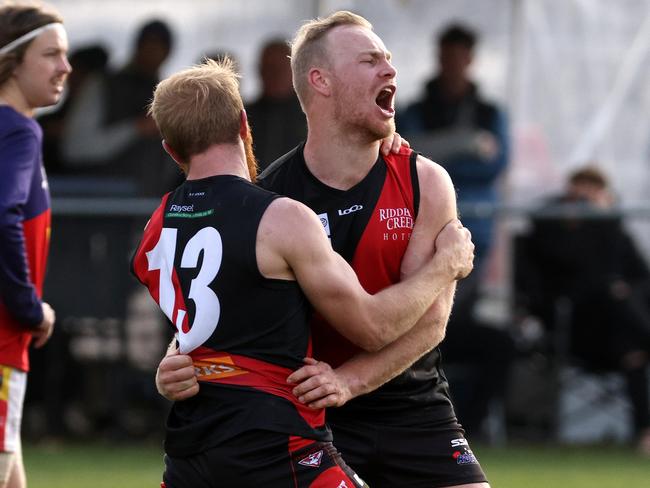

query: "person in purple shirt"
xmin=0 ymin=3 xmax=70 ymax=487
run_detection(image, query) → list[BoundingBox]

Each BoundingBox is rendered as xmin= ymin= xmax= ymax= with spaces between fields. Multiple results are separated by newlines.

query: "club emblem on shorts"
xmin=298 ymin=449 xmax=323 ymax=468
xmin=452 ymin=449 xmax=478 ymax=465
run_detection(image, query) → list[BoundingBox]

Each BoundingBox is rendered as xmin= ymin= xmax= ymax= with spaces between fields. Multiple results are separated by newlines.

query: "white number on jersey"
xmin=146 ymin=227 xmax=222 ymax=353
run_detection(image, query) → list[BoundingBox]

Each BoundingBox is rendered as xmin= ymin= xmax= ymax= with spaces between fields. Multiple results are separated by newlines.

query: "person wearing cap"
xmin=0 ymin=2 xmax=70 ymax=486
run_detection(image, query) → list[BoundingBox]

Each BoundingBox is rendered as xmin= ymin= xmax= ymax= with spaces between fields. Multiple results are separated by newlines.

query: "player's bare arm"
xmin=258 ymin=196 xmax=468 ymax=352
xmin=156 ymin=159 xmax=468 ymax=402
xmin=289 ymin=156 xmax=471 ymax=408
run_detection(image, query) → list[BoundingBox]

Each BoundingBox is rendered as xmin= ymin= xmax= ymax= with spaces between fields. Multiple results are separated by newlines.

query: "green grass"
xmin=23 ymin=442 xmax=650 ymax=488
xmin=478 ymin=444 xmax=650 ymax=488
xmin=24 ymin=442 xmax=164 ymax=488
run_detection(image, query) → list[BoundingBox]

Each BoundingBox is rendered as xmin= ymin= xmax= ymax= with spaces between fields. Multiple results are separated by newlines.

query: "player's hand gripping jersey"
xmin=132 ymin=175 xmax=331 ymax=456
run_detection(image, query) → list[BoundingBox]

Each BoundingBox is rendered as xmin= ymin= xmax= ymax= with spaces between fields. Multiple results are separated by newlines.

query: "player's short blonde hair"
xmin=148 ymin=57 xmax=243 ymax=166
xmin=290 ymin=10 xmax=372 ymax=110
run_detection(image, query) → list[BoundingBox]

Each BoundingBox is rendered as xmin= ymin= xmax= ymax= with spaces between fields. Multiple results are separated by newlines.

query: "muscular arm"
xmin=289 ymin=156 xmax=467 ymax=407
xmin=258 ymin=195 xmax=467 ymax=352
xmin=155 ymin=158 xmax=470 ymax=402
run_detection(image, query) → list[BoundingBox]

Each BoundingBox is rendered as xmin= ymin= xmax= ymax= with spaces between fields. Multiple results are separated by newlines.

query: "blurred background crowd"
xmin=21 ymin=0 xmax=650 ymax=454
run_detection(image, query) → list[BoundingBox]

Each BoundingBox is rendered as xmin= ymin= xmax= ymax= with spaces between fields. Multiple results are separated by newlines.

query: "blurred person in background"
xmin=37 ymin=43 xmax=108 ymax=175
xmin=61 ymin=19 xmax=179 ymax=197
xmin=157 ymin=11 xmax=490 ymax=488
xmin=0 ymin=2 xmax=70 ymax=486
xmin=245 ymin=38 xmax=306 ymax=171
xmin=400 ymin=23 xmax=513 ymax=440
xmin=528 ymin=165 xmax=650 ymax=454
xmin=400 ymin=23 xmax=509 ymax=276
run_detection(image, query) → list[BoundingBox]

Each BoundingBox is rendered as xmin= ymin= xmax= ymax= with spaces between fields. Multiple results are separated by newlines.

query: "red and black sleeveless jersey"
xmin=259 ymin=144 xmax=455 ymax=426
xmin=131 ymin=175 xmax=330 ymax=455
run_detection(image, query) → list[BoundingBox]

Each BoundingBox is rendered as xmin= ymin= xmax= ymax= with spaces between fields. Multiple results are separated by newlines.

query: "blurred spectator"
xmin=245 ymin=38 xmax=306 ymax=171
xmin=399 ymin=23 xmax=512 ymax=440
xmin=528 ymin=165 xmax=650 ymax=454
xmin=61 ymin=19 xmax=180 ymax=196
xmin=400 ymin=22 xmax=509 ymax=281
xmin=38 ymin=44 xmax=108 ymax=175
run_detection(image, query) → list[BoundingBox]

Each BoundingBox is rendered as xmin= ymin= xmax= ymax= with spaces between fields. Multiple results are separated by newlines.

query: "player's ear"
xmin=308 ymin=67 xmax=331 ymax=97
xmin=239 ymin=109 xmax=249 ymax=140
xmin=162 ymin=140 xmax=188 ymax=175
xmin=162 ymin=140 xmax=180 ymax=163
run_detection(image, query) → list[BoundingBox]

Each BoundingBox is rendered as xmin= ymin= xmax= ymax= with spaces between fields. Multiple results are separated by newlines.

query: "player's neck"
xmin=303 ymin=124 xmax=381 ymax=191
xmin=0 ymin=84 xmax=33 ymax=117
xmin=186 ymin=142 xmax=250 ymax=181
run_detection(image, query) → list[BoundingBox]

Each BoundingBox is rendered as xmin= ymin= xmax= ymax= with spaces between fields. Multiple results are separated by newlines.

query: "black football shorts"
xmin=162 ymin=428 xmax=369 ymax=487
xmin=329 ymin=417 xmax=488 ymax=487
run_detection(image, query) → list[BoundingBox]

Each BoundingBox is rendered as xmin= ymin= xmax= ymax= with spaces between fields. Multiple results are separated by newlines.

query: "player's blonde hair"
xmin=149 ymin=57 xmax=243 ymax=168
xmin=0 ymin=1 xmax=64 ymax=86
xmin=290 ymin=10 xmax=372 ymax=110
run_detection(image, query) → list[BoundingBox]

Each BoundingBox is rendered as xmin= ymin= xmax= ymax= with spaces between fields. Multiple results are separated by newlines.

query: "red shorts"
xmin=162 ymin=429 xmax=367 ymax=488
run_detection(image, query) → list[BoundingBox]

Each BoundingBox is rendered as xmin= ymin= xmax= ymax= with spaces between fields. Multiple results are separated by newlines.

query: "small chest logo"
xmin=318 ymin=212 xmax=332 ymax=241
xmin=298 ymin=450 xmax=323 ymax=468
xmin=338 ymin=204 xmax=363 ymax=216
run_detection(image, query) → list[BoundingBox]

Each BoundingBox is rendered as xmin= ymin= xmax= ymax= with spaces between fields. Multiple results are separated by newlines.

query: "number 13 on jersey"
xmin=146 ymin=226 xmax=223 ymax=353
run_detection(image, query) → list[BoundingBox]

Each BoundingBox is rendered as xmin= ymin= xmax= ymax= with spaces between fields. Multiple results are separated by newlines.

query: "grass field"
xmin=24 ymin=442 xmax=650 ymax=488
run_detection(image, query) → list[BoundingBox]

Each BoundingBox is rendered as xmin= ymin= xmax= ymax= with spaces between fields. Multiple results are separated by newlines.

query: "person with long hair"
xmin=0 ymin=2 xmax=70 ymax=486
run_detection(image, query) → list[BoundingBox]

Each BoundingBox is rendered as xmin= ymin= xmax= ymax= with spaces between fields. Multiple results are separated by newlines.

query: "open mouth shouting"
xmin=376 ymin=84 xmax=396 ymax=117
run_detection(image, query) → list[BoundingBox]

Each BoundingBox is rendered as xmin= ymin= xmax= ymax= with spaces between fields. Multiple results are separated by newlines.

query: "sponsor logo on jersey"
xmin=298 ymin=450 xmax=323 ymax=468
xmin=165 ymin=204 xmax=215 ymax=219
xmin=452 ymin=449 xmax=478 ymax=465
xmin=336 ymin=482 xmax=349 ymax=488
xmin=170 ymin=204 xmax=194 ymax=212
xmin=318 ymin=212 xmax=331 ymax=241
xmin=193 ymin=356 xmax=248 ymax=381
xmin=338 ymin=204 xmax=363 ymax=216
xmin=379 ymin=207 xmax=413 ymax=241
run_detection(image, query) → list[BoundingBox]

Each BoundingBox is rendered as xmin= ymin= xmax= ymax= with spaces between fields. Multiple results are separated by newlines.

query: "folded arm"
xmin=259 ymin=196 xmax=468 ymax=352
xmin=288 ymin=156 xmax=470 ymax=407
